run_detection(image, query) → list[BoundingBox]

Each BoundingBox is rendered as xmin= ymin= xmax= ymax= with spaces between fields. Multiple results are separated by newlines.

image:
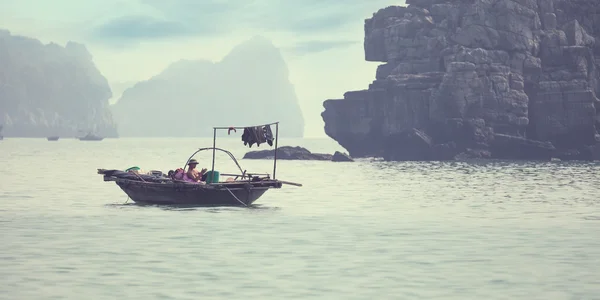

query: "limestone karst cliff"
xmin=0 ymin=30 xmax=118 ymax=138
xmin=322 ymin=0 xmax=600 ymax=161
xmin=111 ymin=36 xmax=305 ymax=137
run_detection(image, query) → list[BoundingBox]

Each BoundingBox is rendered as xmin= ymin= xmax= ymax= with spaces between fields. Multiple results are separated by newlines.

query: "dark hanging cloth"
xmin=263 ymin=125 xmax=274 ymax=146
xmin=253 ymin=126 xmax=266 ymax=146
xmin=241 ymin=125 xmax=276 ymax=148
xmin=241 ymin=126 xmax=267 ymax=148
xmin=242 ymin=128 xmax=253 ymax=147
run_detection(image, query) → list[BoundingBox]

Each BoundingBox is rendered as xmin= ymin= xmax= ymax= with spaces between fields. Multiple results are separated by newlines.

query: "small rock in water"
xmin=331 ymin=151 xmax=354 ymax=162
xmin=243 ymin=146 xmax=332 ymax=160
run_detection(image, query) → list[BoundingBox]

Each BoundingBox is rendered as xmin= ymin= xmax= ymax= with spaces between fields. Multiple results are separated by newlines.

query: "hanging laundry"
xmin=241 ymin=126 xmax=267 ymax=148
xmin=242 ymin=128 xmax=252 ymax=147
xmin=241 ymin=125 xmax=276 ymax=148
xmin=227 ymin=127 xmax=237 ymax=135
xmin=263 ymin=125 xmax=274 ymax=146
xmin=254 ymin=126 xmax=266 ymax=146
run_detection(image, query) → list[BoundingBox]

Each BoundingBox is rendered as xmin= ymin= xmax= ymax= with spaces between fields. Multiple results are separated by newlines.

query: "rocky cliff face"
xmin=111 ymin=36 xmax=305 ymax=137
xmin=0 ymin=30 xmax=118 ymax=138
xmin=322 ymin=0 xmax=600 ymax=161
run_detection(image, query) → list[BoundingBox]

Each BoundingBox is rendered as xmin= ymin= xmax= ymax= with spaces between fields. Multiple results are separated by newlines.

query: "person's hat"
xmin=187 ymin=159 xmax=199 ymax=165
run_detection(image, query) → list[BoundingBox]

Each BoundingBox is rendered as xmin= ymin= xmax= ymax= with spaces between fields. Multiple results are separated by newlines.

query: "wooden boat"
xmin=97 ymin=122 xmax=301 ymax=207
xmin=47 ymin=136 xmax=59 ymax=141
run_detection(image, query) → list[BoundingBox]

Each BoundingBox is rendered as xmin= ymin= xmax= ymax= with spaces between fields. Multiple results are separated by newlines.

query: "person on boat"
xmin=186 ymin=159 xmax=207 ymax=183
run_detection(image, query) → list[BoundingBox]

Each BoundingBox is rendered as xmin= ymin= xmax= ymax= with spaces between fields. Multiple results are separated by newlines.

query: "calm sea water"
xmin=1 ymin=136 xmax=599 ymax=300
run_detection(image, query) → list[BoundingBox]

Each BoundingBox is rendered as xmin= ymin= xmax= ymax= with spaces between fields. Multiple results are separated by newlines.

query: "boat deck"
xmin=101 ymin=174 xmax=284 ymax=190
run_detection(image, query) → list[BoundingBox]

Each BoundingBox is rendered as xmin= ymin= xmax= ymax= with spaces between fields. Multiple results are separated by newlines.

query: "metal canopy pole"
xmin=211 ymin=128 xmax=216 ymax=182
xmin=184 ymin=147 xmax=244 ymax=175
xmin=197 ymin=121 xmax=280 ymax=182
xmin=212 ymin=121 xmax=279 ymax=130
xmin=273 ymin=122 xmax=279 ymax=180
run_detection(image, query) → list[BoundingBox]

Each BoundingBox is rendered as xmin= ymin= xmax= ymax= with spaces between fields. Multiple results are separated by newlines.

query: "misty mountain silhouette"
xmin=111 ymin=35 xmax=305 ymax=137
xmin=0 ymin=29 xmax=118 ymax=138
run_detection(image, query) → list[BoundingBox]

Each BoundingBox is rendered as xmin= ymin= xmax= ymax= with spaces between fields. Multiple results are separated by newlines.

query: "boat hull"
xmin=113 ymin=179 xmax=273 ymax=206
xmin=47 ymin=137 xmax=59 ymax=141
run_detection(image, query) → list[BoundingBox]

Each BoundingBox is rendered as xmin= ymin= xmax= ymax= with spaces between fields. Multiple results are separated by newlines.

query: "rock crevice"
xmin=322 ymin=0 xmax=600 ymax=160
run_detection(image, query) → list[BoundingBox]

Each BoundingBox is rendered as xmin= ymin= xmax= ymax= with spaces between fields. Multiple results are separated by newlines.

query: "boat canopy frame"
xmin=182 ymin=121 xmax=279 ymax=182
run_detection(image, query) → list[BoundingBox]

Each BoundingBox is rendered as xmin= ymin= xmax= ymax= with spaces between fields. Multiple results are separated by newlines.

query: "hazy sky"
xmin=1 ymin=0 xmax=405 ymax=137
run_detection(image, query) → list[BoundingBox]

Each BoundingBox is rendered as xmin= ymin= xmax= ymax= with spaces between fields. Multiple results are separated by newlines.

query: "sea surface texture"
xmin=1 ymin=137 xmax=599 ymax=300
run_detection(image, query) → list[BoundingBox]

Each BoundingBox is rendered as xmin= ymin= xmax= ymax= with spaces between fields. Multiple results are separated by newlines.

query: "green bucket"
xmin=205 ymin=170 xmax=220 ymax=183
xmin=125 ymin=166 xmax=140 ymax=172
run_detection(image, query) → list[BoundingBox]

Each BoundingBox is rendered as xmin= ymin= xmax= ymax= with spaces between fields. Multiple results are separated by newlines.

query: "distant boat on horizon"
xmin=47 ymin=136 xmax=59 ymax=141
xmin=0 ymin=125 xmax=3 ymax=140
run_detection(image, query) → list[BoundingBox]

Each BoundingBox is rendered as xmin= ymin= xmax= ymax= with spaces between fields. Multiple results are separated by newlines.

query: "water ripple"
xmin=1 ymin=138 xmax=599 ymax=299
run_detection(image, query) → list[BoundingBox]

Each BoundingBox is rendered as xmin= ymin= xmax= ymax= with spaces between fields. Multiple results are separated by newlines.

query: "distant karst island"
xmin=0 ymin=29 xmax=118 ymax=138
xmin=322 ymin=0 xmax=600 ymax=161
xmin=0 ymin=32 xmax=304 ymax=139
xmin=110 ymin=36 xmax=305 ymax=137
